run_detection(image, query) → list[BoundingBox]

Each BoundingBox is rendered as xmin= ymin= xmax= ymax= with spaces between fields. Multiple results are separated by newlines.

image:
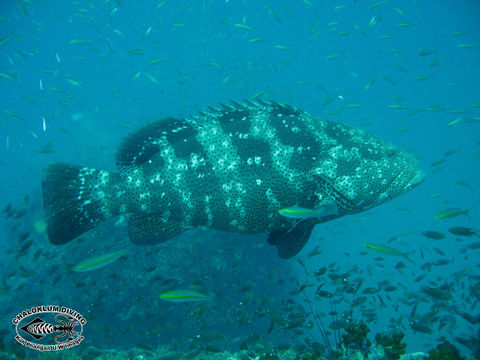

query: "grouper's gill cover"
xmin=42 ymin=100 xmax=425 ymax=258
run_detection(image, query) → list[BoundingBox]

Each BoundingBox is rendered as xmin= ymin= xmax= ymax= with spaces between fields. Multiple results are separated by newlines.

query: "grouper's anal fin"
xmin=128 ymin=214 xmax=186 ymax=245
xmin=267 ymin=219 xmax=319 ymax=259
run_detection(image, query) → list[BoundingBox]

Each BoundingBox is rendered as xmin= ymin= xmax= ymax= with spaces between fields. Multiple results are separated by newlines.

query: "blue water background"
xmin=0 ymin=0 xmax=479 ymax=355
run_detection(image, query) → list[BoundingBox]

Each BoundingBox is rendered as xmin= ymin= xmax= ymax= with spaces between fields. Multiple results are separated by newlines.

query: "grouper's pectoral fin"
xmin=128 ymin=214 xmax=185 ymax=245
xmin=267 ymin=219 xmax=319 ymax=259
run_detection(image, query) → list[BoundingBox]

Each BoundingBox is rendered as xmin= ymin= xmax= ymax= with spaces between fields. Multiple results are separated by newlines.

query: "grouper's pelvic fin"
xmin=42 ymin=163 xmax=120 ymax=245
xmin=267 ymin=218 xmax=319 ymax=259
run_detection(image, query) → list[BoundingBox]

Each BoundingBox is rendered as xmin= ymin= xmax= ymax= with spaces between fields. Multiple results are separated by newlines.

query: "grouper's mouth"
xmin=390 ymin=165 xmax=426 ymax=195
xmin=410 ymin=168 xmax=426 ymax=187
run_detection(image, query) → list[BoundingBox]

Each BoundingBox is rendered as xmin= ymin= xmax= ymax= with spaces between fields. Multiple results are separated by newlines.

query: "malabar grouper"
xmin=42 ymin=100 xmax=425 ymax=258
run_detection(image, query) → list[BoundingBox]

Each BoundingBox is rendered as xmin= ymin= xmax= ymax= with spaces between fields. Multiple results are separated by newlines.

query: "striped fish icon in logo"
xmin=20 ymin=314 xmax=80 ymax=343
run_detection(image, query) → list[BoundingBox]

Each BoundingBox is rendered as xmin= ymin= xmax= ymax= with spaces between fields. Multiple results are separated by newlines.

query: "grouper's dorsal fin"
xmin=116 ymin=118 xmax=177 ymax=170
xmin=267 ymin=218 xmax=319 ymax=259
xmin=116 ymin=117 xmax=206 ymax=171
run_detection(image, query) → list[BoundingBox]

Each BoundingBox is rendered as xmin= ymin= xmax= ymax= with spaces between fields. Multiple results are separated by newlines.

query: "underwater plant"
xmin=302 ymin=319 xmax=373 ymax=360
xmin=260 ymin=352 xmax=281 ymax=360
xmin=301 ymin=298 xmax=374 ymax=360
xmin=341 ymin=322 xmax=372 ymax=352
xmin=295 ymin=353 xmax=321 ymax=360
xmin=456 ymin=329 xmax=480 ymax=359
xmin=425 ymin=340 xmax=465 ymax=360
xmin=374 ymin=331 xmax=406 ymax=360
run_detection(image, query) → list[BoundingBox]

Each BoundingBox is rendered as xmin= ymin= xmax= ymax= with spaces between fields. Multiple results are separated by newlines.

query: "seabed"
xmin=0 ymin=343 xmax=477 ymax=360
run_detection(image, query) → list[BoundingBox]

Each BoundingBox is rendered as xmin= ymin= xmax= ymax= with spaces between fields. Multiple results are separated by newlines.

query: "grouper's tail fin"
xmin=42 ymin=163 xmax=118 ymax=245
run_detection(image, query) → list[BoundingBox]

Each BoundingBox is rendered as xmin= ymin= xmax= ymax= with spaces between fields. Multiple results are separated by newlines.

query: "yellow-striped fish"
xmin=234 ymin=23 xmax=254 ymax=31
xmin=278 ymin=204 xmax=337 ymax=220
xmin=159 ymin=289 xmax=211 ymax=302
xmin=364 ymin=243 xmax=414 ymax=264
xmin=278 ymin=206 xmax=319 ymax=219
xmin=364 ymin=243 xmax=406 ymax=256
xmin=72 ymin=249 xmax=127 ymax=272
xmin=69 ymin=39 xmax=91 ymax=45
xmin=434 ymin=208 xmax=470 ymax=220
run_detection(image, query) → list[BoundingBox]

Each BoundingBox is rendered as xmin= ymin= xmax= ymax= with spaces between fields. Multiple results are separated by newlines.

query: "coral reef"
xmin=425 ymin=340 xmax=465 ymax=360
xmin=341 ymin=322 xmax=372 ymax=352
xmin=260 ymin=352 xmax=281 ymax=360
xmin=374 ymin=331 xmax=407 ymax=360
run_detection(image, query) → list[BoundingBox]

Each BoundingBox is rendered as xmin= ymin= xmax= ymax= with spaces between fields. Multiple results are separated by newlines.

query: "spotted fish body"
xmin=42 ymin=100 xmax=425 ymax=258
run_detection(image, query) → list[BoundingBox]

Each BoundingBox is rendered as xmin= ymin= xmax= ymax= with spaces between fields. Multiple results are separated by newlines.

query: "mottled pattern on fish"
xmin=42 ymin=100 xmax=424 ymax=256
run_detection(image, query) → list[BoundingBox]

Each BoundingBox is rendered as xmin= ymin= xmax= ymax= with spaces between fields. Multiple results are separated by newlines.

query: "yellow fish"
xmin=159 ymin=289 xmax=211 ymax=302
xmin=434 ymin=208 xmax=470 ymax=220
xmin=278 ymin=203 xmax=337 ymax=220
xmin=364 ymin=243 xmax=414 ymax=264
xmin=72 ymin=249 xmax=127 ymax=272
